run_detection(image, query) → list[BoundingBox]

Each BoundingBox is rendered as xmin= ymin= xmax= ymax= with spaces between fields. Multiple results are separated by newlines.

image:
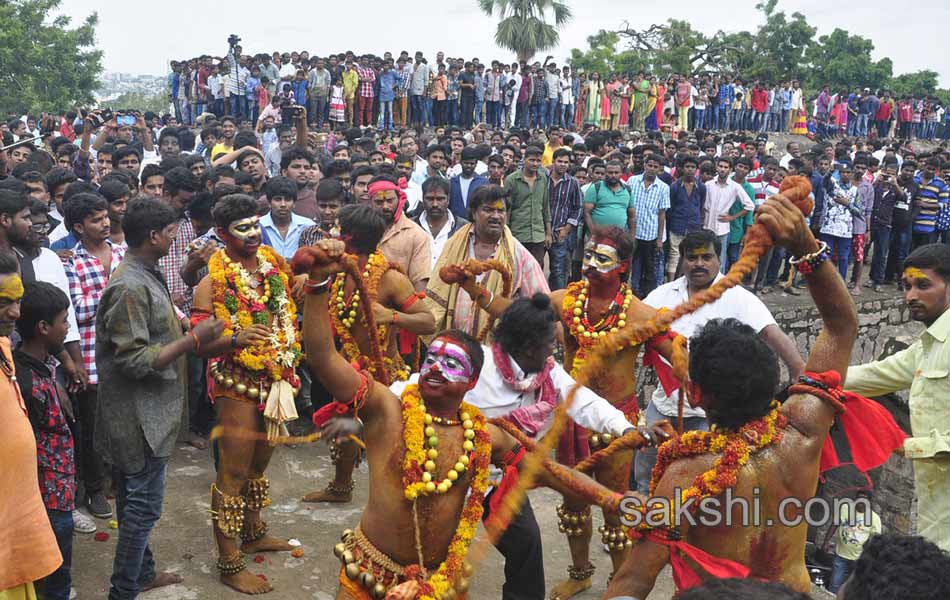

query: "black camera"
xmin=87 ymin=109 xmax=113 ymax=128
xmin=228 ymin=34 xmax=241 ymax=47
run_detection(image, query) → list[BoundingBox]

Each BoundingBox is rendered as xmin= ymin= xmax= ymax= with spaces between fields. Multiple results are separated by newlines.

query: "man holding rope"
xmin=606 ymin=190 xmax=863 ymax=597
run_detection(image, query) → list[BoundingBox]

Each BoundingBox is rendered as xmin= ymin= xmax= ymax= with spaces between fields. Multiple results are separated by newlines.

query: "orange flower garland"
xmin=398 ymin=384 xmax=491 ymax=599
xmin=329 ymin=250 xmax=408 ymax=384
xmin=209 ymin=246 xmax=301 ymax=382
xmin=648 ymin=401 xmax=788 ymax=514
xmin=561 ymin=280 xmax=634 ymax=377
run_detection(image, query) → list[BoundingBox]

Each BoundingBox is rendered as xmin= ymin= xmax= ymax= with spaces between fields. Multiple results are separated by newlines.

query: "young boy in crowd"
xmin=14 ymin=282 xmax=76 ymax=600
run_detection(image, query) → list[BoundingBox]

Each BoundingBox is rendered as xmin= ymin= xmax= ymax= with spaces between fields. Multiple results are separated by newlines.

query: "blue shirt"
xmin=291 ymin=79 xmax=309 ymax=105
xmin=260 ymin=212 xmax=316 ymax=260
xmin=628 ymin=175 xmax=671 ymax=241
xmin=50 ymin=232 xmax=79 ymax=252
xmin=782 ymin=89 xmax=794 ymax=110
xmin=667 ymin=178 xmax=705 ymax=235
xmin=378 ymin=70 xmax=397 ymax=102
xmin=246 ymin=76 xmax=261 ymax=100
xmin=718 ymin=83 xmax=734 ymax=106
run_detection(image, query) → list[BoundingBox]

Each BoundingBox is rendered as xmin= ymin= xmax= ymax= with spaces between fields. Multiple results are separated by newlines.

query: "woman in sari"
xmin=585 ymin=72 xmax=603 ymax=126
xmin=574 ymin=72 xmax=588 ymax=130
xmin=618 ymin=74 xmax=632 ymax=131
xmin=602 ymin=73 xmax=618 ymax=130
xmin=648 ymin=76 xmax=663 ymax=131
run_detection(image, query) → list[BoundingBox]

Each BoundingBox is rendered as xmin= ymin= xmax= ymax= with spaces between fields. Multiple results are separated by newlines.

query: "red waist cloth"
xmin=642 ymin=329 xmax=682 ymax=396
xmin=789 ymin=371 xmax=906 ymax=474
xmin=629 ymin=528 xmax=750 ymax=591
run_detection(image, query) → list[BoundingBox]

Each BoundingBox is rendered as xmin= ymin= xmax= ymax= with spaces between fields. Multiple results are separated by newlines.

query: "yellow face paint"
xmin=903 ymin=267 xmax=928 ymax=281
xmin=0 ymin=274 xmax=24 ymax=302
xmin=685 ymin=244 xmax=716 ymax=261
xmin=487 ymin=200 xmax=506 ymax=211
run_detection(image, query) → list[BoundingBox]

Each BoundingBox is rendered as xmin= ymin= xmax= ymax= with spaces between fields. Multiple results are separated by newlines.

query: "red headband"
xmin=368 ymin=178 xmax=409 ymax=221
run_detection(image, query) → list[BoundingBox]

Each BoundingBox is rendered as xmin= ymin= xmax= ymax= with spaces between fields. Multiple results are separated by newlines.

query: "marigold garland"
xmin=329 ymin=250 xmax=408 ymax=384
xmin=561 ymin=280 xmax=634 ymax=378
xmin=648 ymin=401 xmax=788 ymax=514
xmin=209 ymin=247 xmax=301 ymax=381
xmin=397 ymin=384 xmax=491 ymax=598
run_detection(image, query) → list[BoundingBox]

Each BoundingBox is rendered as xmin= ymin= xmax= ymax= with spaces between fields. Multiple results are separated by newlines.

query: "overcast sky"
xmin=58 ymin=0 xmax=948 ymax=86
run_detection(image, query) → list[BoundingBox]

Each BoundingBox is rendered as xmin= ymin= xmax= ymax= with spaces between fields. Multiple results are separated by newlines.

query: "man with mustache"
xmin=845 ymin=243 xmax=950 ymax=551
xmin=293 ymin=239 xmax=659 ymax=600
xmin=364 ymin=174 xmax=431 ymax=293
xmin=441 ymin=225 xmax=678 ymax=599
xmin=633 ymin=229 xmax=804 ymax=495
xmin=302 ymin=204 xmax=435 ymax=504
xmin=427 ymin=185 xmax=549 ymax=341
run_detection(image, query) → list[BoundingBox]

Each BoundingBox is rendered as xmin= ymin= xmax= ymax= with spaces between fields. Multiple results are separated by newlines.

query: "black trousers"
xmin=631 ymin=240 xmax=658 ymax=298
xmin=483 ymin=492 xmax=545 ymax=600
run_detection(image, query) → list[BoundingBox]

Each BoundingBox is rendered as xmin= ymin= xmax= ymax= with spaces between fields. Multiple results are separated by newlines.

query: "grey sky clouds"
xmin=58 ymin=0 xmax=947 ymax=86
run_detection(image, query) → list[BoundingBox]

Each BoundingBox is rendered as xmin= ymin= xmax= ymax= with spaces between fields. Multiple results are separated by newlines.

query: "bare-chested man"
xmin=293 ymin=239 xmax=667 ymax=600
xmin=303 ymin=203 xmax=436 ymax=503
xmin=441 ymin=225 xmax=676 ymax=599
xmin=606 ymin=194 xmax=859 ymax=597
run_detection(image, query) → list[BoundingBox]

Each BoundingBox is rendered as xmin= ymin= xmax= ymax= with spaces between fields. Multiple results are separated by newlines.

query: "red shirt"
xmin=751 ymin=88 xmax=769 ymax=113
xmin=876 ymin=101 xmax=891 ymax=121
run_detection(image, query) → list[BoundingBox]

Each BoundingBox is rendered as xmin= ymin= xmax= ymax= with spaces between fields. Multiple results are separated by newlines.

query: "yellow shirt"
xmin=343 ymin=70 xmax=359 ymax=99
xmin=846 ymin=308 xmax=950 ymax=551
xmin=210 ymin=142 xmax=233 ymax=161
xmin=542 ymin=143 xmax=561 ymax=168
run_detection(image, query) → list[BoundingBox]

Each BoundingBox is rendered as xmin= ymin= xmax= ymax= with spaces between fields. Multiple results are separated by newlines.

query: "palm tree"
xmin=477 ymin=0 xmax=573 ymax=63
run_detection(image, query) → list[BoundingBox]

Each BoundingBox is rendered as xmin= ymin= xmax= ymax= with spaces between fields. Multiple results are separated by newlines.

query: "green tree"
xmin=803 ymin=29 xmax=892 ymax=93
xmin=889 ymin=70 xmax=939 ymax=98
xmin=568 ymin=30 xmax=645 ymax=76
xmin=477 ymin=0 xmax=573 ymax=63
xmin=107 ymin=92 xmax=170 ymax=115
xmin=0 ymin=0 xmax=102 ymax=115
xmin=746 ymin=0 xmax=815 ymax=81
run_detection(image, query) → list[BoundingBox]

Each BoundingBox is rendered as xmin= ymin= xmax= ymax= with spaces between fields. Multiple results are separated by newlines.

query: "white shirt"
xmin=404 ymin=180 xmax=422 ymax=215
xmin=779 ymin=153 xmax=794 ymax=169
xmin=33 ymin=248 xmax=80 ymax=344
xmin=465 ymin=347 xmax=633 ymax=438
xmin=279 ymin=63 xmax=296 ymax=80
xmin=644 ymin=274 xmax=777 ymax=418
xmin=446 ymin=161 xmax=488 ymax=179
xmin=559 ymin=77 xmax=574 ymax=105
xmin=703 ymin=178 xmax=754 ymax=235
xmin=48 ymin=222 xmax=69 ymax=245
xmin=418 ymin=211 xmax=456 ymax=268
xmin=459 ymin=175 xmax=474 ymax=204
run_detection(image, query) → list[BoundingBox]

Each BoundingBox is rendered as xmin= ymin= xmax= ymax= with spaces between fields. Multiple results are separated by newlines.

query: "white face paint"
xmin=583 ymin=242 xmax=621 ymax=274
xmin=421 ymin=339 xmax=474 ymax=383
xmin=227 ymin=215 xmax=262 ymax=241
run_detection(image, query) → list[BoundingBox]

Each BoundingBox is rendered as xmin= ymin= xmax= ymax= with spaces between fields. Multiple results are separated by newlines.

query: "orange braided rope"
xmin=439 ymin=258 xmax=513 ymax=342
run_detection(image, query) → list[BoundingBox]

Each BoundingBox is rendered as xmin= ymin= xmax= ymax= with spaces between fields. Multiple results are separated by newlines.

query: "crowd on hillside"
xmin=1 ymin=37 xmax=950 ymax=600
xmin=158 ymin=42 xmax=950 ymax=141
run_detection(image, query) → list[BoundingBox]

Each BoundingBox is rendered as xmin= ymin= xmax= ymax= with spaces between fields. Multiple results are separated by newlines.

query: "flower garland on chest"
xmin=647 ymin=402 xmax=788 ymax=518
xmin=399 ymin=384 xmax=491 ymax=599
xmin=329 ymin=250 xmax=408 ymax=382
xmin=561 ymin=280 xmax=634 ymax=377
xmin=209 ymin=247 xmax=301 ymax=381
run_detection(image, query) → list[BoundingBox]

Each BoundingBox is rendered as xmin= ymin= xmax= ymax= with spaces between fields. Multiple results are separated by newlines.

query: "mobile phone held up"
xmin=116 ymin=114 xmax=136 ymax=127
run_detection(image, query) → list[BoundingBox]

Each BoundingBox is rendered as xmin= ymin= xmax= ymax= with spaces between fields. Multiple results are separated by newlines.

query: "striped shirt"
xmin=913 ymin=175 xmax=949 ymax=234
xmin=628 ymin=175 xmax=671 ymax=241
xmin=548 ymin=173 xmax=583 ymax=232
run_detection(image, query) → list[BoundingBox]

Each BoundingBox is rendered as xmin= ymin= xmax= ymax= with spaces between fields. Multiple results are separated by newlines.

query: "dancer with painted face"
xmin=190 ymin=194 xmax=306 ymax=594
xmin=440 ymin=225 xmax=680 ymax=599
xmin=290 ymin=239 xmax=648 ymax=600
xmin=302 ymin=204 xmax=435 ymax=504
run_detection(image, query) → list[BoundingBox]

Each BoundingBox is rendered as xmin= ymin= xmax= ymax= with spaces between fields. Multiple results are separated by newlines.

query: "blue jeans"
xmin=474 ymin=98 xmax=483 ymax=125
xmin=424 ymin=97 xmax=434 ymax=126
xmin=379 ymin=100 xmax=393 ymax=130
xmin=310 ymin=95 xmax=327 ymax=127
xmin=460 ymin=95 xmax=474 ymax=129
xmin=870 ymin=225 xmax=891 ymax=284
xmin=633 ymin=401 xmax=708 ymax=494
xmin=530 ymin=103 xmax=545 ymax=128
xmin=856 ymin=113 xmax=869 ymax=136
xmin=725 ymin=242 xmax=741 ymax=271
xmin=546 ymin=98 xmax=559 ymax=128
xmin=561 ymin=103 xmax=574 ymax=129
xmin=547 ymin=232 xmax=574 ymax=291
xmin=718 ymin=105 xmax=729 ymax=130
xmin=829 ymin=554 xmax=854 ymax=593
xmin=411 ymin=95 xmax=425 ymax=125
xmin=109 ymin=455 xmax=169 ymax=600
xmin=446 ymin=99 xmax=459 ymax=126
xmin=821 ymin=233 xmax=852 ymax=280
xmin=44 ymin=509 xmax=73 ymax=600
xmin=694 ymin=109 xmax=705 ymax=131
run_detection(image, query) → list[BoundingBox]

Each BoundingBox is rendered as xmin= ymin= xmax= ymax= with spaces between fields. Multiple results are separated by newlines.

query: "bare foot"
xmin=549 ymin=576 xmax=592 ymax=600
xmin=221 ymin=569 xmax=273 ymax=595
xmin=241 ymin=534 xmax=294 ymax=553
xmin=141 ymin=572 xmax=183 ymax=591
xmin=850 ymin=286 xmax=863 ymax=296
xmin=301 ymin=485 xmax=351 ymax=503
xmin=186 ymin=433 xmax=208 ymax=450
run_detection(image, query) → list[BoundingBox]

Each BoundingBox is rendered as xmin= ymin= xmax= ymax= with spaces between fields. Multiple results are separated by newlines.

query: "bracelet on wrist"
xmin=788 ymin=240 xmax=830 ymax=275
xmin=305 ymin=275 xmax=333 ymax=295
xmin=230 ymin=332 xmax=239 ymax=349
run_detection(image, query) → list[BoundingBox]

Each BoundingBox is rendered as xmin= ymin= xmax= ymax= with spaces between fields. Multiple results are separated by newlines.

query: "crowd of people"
xmin=161 ymin=40 xmax=950 ymax=143
xmin=0 ymin=38 xmax=949 ymax=600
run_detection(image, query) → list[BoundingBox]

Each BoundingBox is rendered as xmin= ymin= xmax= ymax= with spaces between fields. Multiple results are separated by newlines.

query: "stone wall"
xmin=774 ymin=294 xmax=921 ymax=544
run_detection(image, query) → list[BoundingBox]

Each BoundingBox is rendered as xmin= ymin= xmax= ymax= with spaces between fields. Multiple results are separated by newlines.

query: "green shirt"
xmin=583 ymin=181 xmax=634 ymax=229
xmin=505 ymin=170 xmax=551 ymax=244
xmin=728 ymin=181 xmax=756 ymax=243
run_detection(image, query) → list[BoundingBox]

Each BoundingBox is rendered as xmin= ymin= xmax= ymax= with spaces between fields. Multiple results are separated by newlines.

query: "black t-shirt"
xmin=459 ymin=72 xmax=476 ymax=99
xmin=892 ymin=178 xmax=918 ymax=229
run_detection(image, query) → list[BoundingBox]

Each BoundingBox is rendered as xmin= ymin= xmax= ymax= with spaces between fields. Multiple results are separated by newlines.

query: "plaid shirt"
xmin=158 ymin=217 xmax=197 ymax=314
xmin=299 ymin=224 xmax=329 ymax=248
xmin=64 ymin=240 xmax=126 ymax=385
xmin=627 ymin=175 xmax=671 ymax=241
xmin=356 ymin=65 xmax=376 ymax=97
xmin=549 ymin=173 xmax=583 ymax=232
